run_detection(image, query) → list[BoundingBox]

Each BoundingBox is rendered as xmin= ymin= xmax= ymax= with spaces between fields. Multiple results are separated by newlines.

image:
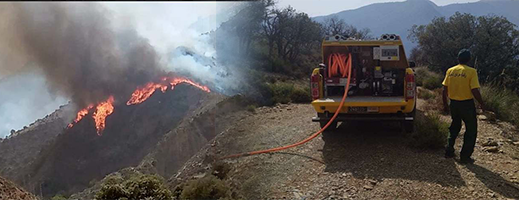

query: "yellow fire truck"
xmin=310 ymin=34 xmax=416 ymax=132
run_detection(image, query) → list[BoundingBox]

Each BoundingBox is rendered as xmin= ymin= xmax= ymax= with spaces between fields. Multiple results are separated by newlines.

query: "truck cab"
xmin=310 ymin=34 xmax=416 ymax=132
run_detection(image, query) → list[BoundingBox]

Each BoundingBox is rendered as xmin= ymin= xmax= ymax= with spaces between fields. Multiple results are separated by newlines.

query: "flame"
xmin=92 ymin=96 xmax=115 ymax=135
xmin=127 ymin=77 xmax=210 ymax=105
xmin=67 ymin=104 xmax=94 ymax=128
xmin=67 ymin=76 xmax=209 ymax=136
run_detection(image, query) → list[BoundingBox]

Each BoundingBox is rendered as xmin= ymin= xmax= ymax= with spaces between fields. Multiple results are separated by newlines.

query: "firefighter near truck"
xmin=310 ymin=34 xmax=417 ymax=132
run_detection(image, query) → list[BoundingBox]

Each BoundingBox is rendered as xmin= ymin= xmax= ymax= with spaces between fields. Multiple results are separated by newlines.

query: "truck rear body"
xmin=311 ymin=34 xmax=416 ymax=126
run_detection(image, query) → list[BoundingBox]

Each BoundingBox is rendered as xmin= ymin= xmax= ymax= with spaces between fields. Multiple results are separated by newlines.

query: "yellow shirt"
xmin=442 ymin=64 xmax=481 ymax=101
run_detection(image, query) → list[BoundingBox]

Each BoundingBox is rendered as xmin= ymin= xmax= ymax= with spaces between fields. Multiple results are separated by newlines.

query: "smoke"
xmin=0 ymin=3 xmax=166 ymax=108
xmin=0 ymin=2 xmax=246 ymax=136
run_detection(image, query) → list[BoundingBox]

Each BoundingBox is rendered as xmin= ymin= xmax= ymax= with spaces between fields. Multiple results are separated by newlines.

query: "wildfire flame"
xmin=67 ymin=104 xmax=94 ymax=128
xmin=92 ymin=96 xmax=115 ymax=135
xmin=67 ymin=76 xmax=210 ymax=136
xmin=127 ymin=77 xmax=210 ymax=105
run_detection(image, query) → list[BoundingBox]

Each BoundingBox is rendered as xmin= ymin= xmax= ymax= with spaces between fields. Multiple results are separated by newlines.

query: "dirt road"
xmin=175 ymin=99 xmax=519 ymax=199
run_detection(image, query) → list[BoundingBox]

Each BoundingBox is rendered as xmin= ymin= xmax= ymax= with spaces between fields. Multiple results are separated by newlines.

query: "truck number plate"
xmin=348 ymin=107 xmax=367 ymax=113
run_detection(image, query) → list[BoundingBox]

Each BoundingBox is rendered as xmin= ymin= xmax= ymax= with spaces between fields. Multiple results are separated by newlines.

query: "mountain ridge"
xmin=313 ymin=0 xmax=519 ymax=54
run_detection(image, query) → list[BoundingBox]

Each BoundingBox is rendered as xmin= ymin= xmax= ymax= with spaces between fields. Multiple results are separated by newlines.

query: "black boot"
xmin=460 ymin=157 xmax=475 ymax=164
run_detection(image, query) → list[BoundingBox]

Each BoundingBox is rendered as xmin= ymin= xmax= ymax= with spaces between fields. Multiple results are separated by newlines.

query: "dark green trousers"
xmin=446 ymin=99 xmax=478 ymax=159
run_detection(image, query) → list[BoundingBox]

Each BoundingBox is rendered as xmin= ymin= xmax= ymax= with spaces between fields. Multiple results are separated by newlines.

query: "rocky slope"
xmin=0 ymin=175 xmax=37 ymax=200
xmin=0 ymin=104 xmax=74 ymax=188
xmin=0 ymin=84 xmax=216 ymax=198
xmin=70 ymin=95 xmax=249 ymax=199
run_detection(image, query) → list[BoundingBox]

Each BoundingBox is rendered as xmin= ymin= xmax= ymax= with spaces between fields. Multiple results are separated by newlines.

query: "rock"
xmin=483 ymin=140 xmax=499 ymax=147
xmin=513 ymin=142 xmax=519 ymax=146
xmin=363 ymin=185 xmax=374 ymax=190
xmin=488 ymin=192 xmax=496 ymax=198
xmin=193 ymin=173 xmax=206 ymax=179
xmin=478 ymin=115 xmax=488 ymax=120
xmin=293 ymin=189 xmax=304 ymax=199
xmin=485 ymin=147 xmax=499 ymax=153
xmin=369 ymin=180 xmax=378 ymax=185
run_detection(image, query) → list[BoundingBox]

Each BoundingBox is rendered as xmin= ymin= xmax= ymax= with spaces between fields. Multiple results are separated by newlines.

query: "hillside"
xmin=313 ymin=0 xmax=519 ymax=53
xmin=70 ymin=94 xmax=249 ymax=199
xmin=0 ymin=176 xmax=37 ymax=200
xmin=0 ymin=84 xmax=217 ymax=198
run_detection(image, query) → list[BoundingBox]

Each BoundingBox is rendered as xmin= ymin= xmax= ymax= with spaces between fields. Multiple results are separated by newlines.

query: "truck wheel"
xmin=403 ymin=121 xmax=414 ymax=133
xmin=320 ymin=121 xmax=338 ymax=131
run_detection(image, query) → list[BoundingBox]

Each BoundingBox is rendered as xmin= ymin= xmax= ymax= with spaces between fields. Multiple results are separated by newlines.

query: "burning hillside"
xmin=67 ymin=76 xmax=211 ymax=135
xmin=0 ymin=3 xmax=217 ymax=129
xmin=0 ymin=2 xmax=241 ymax=198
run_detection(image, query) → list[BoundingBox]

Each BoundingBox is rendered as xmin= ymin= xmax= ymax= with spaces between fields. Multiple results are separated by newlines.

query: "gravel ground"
xmin=174 ymin=97 xmax=519 ymax=199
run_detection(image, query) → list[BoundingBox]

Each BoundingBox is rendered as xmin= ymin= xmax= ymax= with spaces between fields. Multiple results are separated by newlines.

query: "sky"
xmin=277 ymin=0 xmax=481 ymax=17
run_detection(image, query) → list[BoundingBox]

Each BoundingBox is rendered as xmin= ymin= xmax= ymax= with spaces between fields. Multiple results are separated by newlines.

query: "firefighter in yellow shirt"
xmin=442 ymin=49 xmax=486 ymax=164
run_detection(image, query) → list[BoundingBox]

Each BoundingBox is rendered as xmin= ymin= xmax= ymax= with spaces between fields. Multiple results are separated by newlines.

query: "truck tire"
xmin=320 ymin=121 xmax=338 ymax=131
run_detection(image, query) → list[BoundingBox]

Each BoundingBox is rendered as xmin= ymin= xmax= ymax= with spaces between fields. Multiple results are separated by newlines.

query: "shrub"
xmin=51 ymin=194 xmax=67 ymax=200
xmin=268 ymin=82 xmax=294 ymax=104
xmin=211 ymin=161 xmax=232 ymax=179
xmin=95 ymin=174 xmax=172 ymax=200
xmin=414 ymin=67 xmax=430 ymax=86
xmin=418 ymin=89 xmax=435 ymax=100
xmin=481 ymin=85 xmax=519 ymax=127
xmin=180 ymin=175 xmax=232 ymax=200
xmin=411 ymin=112 xmax=449 ymax=149
xmin=423 ymin=75 xmax=443 ymax=90
xmin=414 ymin=67 xmax=444 ymax=90
xmin=290 ymin=87 xmax=312 ymax=103
xmin=246 ymin=105 xmax=257 ymax=113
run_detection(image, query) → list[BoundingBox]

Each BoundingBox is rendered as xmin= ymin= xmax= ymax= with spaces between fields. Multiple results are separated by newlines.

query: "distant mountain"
xmin=313 ymin=0 xmax=519 ymax=55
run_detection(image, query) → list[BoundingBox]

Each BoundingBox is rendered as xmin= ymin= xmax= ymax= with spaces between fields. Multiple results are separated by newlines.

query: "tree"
xmin=270 ymin=6 xmax=322 ymax=62
xmin=322 ymin=16 xmax=372 ymax=39
xmin=409 ymin=12 xmax=519 ymax=85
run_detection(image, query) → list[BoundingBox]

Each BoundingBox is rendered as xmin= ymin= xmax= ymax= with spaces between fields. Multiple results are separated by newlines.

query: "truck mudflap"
xmin=312 ymin=112 xmax=414 ymax=122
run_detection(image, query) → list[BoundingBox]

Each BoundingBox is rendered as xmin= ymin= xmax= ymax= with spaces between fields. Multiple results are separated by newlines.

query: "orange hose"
xmin=220 ymin=53 xmax=352 ymax=160
xmin=328 ymin=53 xmax=350 ymax=78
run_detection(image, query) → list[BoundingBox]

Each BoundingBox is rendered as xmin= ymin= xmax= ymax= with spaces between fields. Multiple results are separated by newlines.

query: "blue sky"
xmin=277 ymin=0 xmax=481 ymax=17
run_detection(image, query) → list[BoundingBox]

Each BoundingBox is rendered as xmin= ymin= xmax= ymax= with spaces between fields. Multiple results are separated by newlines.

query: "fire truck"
xmin=310 ymin=34 xmax=416 ymax=132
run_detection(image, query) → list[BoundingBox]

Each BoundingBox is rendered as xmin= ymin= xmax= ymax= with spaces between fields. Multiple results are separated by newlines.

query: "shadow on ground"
xmin=321 ymin=121 xmax=465 ymax=187
xmin=466 ymin=164 xmax=519 ymax=198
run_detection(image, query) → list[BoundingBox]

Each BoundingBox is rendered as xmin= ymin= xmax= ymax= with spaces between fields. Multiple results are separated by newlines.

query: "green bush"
xmin=51 ymin=194 xmax=67 ymax=200
xmin=414 ymin=67 xmax=430 ymax=86
xmin=268 ymin=82 xmax=294 ymax=104
xmin=481 ymin=85 xmax=519 ymax=127
xmin=423 ymin=75 xmax=443 ymax=90
xmin=95 ymin=174 xmax=172 ymax=200
xmin=411 ymin=112 xmax=449 ymax=149
xmin=290 ymin=87 xmax=312 ymax=103
xmin=246 ymin=105 xmax=257 ymax=113
xmin=180 ymin=175 xmax=232 ymax=200
xmin=211 ymin=161 xmax=232 ymax=180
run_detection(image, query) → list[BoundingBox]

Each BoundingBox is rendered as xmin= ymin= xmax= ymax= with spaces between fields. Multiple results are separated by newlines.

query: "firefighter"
xmin=442 ymin=49 xmax=486 ymax=164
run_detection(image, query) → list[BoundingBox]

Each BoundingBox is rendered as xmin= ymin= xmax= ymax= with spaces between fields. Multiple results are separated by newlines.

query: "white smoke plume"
xmin=0 ymin=2 xmax=244 ymax=137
